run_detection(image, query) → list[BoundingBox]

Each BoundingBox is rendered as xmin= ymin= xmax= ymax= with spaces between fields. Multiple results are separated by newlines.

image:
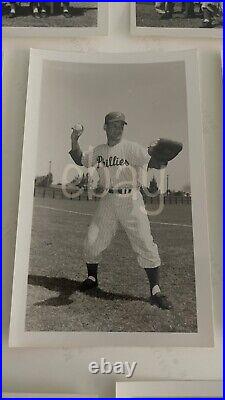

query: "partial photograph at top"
xmin=2 ymin=2 xmax=98 ymax=28
xmin=135 ymin=2 xmax=223 ymax=31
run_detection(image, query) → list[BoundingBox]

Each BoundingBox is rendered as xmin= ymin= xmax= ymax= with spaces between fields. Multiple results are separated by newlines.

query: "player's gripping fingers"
xmin=71 ymin=124 xmax=83 ymax=142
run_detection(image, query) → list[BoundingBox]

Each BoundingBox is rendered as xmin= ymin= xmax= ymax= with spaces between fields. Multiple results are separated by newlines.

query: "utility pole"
xmin=166 ymin=174 xmax=169 ymax=195
xmin=49 ymin=160 xmax=52 ymax=174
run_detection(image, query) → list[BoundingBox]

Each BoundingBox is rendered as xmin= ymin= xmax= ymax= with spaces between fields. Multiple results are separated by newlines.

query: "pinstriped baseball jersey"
xmin=82 ymin=139 xmax=150 ymax=189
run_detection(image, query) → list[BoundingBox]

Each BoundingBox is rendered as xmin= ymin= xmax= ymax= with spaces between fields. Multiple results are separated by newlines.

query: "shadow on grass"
xmin=28 ymin=274 xmax=149 ymax=307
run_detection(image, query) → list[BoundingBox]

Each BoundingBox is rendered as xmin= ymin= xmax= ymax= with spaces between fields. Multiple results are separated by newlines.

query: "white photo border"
xmin=130 ymin=2 xmax=223 ymax=39
xmin=2 ymin=2 xmax=108 ymax=37
xmin=116 ymin=380 xmax=223 ymax=398
xmin=9 ymin=49 xmax=214 ymax=348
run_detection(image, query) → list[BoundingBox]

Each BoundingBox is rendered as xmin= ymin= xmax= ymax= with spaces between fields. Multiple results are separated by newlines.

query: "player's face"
xmin=105 ymin=121 xmax=125 ymax=145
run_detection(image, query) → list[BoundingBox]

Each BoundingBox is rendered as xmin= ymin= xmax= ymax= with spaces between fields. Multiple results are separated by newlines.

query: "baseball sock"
xmin=145 ymin=267 xmax=161 ymax=296
xmin=86 ymin=263 xmax=98 ymax=281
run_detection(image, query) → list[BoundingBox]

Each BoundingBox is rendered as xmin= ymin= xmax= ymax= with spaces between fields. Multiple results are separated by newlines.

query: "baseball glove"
xmin=148 ymin=138 xmax=183 ymax=169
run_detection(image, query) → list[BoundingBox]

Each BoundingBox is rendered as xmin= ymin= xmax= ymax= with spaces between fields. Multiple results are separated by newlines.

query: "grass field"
xmin=136 ymin=2 xmax=222 ymax=28
xmin=25 ymin=196 xmax=197 ymax=333
xmin=2 ymin=4 xmax=97 ymax=27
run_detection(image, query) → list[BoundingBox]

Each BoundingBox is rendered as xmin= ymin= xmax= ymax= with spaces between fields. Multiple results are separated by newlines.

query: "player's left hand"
xmin=148 ymin=138 xmax=183 ymax=169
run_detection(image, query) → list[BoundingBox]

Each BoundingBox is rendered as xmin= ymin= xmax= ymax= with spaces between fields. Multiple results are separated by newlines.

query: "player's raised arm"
xmin=69 ymin=124 xmax=84 ymax=166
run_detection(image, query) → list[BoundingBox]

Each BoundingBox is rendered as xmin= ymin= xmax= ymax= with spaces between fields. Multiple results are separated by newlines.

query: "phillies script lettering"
xmin=97 ymin=155 xmax=130 ymax=168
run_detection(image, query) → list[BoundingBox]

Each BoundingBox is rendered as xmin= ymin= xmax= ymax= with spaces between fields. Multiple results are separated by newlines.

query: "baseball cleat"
xmin=200 ymin=20 xmax=213 ymax=28
xmin=63 ymin=10 xmax=72 ymax=18
xmin=80 ymin=277 xmax=98 ymax=291
xmin=41 ymin=9 xmax=47 ymax=18
xmin=151 ymin=293 xmax=173 ymax=310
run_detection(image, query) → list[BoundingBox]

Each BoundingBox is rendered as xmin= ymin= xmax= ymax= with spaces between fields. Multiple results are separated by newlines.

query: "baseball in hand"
xmin=73 ymin=123 xmax=83 ymax=133
xmin=71 ymin=123 xmax=84 ymax=141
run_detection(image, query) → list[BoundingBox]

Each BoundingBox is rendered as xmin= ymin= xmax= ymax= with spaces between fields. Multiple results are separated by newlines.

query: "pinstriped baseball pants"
xmin=83 ymin=190 xmax=161 ymax=268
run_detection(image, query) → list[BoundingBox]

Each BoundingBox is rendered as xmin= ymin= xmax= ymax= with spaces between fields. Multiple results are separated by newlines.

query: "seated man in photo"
xmin=200 ymin=2 xmax=223 ymax=28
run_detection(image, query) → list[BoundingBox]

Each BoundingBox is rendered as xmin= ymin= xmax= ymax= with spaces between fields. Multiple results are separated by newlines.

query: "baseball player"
xmin=69 ymin=112 xmax=182 ymax=310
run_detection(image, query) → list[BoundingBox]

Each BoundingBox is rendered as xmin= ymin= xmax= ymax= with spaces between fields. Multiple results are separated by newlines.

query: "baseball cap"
xmin=104 ymin=112 xmax=127 ymax=125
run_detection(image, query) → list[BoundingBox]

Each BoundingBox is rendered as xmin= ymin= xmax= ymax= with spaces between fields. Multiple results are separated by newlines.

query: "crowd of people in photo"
xmin=154 ymin=2 xmax=223 ymax=28
xmin=3 ymin=2 xmax=72 ymax=19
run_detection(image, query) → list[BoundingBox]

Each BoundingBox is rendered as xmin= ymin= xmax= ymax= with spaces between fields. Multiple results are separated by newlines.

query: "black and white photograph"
xmin=9 ymin=50 xmax=213 ymax=348
xmin=2 ymin=2 xmax=108 ymax=36
xmin=131 ymin=2 xmax=223 ymax=37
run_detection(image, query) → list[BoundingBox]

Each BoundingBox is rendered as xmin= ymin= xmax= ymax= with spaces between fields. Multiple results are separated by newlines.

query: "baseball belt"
xmin=108 ymin=188 xmax=132 ymax=195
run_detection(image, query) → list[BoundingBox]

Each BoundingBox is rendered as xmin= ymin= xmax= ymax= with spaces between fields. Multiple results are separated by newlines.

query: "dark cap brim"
xmin=105 ymin=119 xmax=127 ymax=125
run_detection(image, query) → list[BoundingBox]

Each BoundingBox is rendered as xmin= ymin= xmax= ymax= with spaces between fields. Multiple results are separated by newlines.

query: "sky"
xmin=36 ymin=59 xmax=190 ymax=191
